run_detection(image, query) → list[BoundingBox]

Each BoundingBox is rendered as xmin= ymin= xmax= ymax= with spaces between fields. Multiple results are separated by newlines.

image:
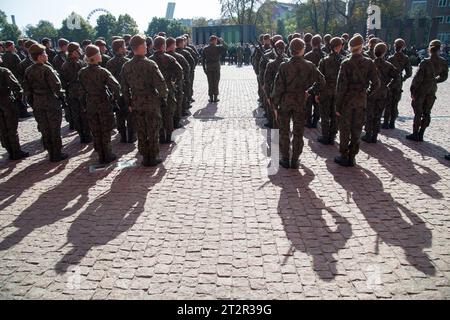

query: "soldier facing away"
xmin=407 ymin=39 xmax=448 ymax=142
xmin=202 ymin=35 xmax=228 ymax=103
xmin=334 ymin=35 xmax=380 ymax=167
xmin=272 ymin=38 xmax=325 ymax=170
xmin=121 ymin=35 xmax=168 ymax=167
xmin=79 ymin=45 xmax=121 ymax=165
xmin=23 ymin=44 xmax=68 ymax=162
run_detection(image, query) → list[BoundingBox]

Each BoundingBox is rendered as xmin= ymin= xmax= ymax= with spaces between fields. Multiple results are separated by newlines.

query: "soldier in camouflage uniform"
xmin=334 ymin=35 xmax=380 ymax=167
xmin=79 ymin=45 xmax=121 ymax=164
xmin=305 ymin=35 xmax=326 ymax=128
xmin=2 ymin=41 xmax=22 ymax=79
xmin=362 ymin=43 xmax=399 ymax=144
xmin=0 ymin=63 xmax=29 ymax=160
xmin=303 ymin=33 xmax=313 ymax=54
xmin=94 ymin=39 xmax=111 ymax=68
xmin=407 ymin=40 xmax=449 ymax=142
xmin=106 ymin=39 xmax=135 ymax=144
xmin=184 ymin=34 xmax=199 ymax=103
xmin=317 ymin=37 xmax=344 ymax=145
xmin=176 ymin=37 xmax=195 ymax=115
xmin=322 ymin=34 xmax=332 ymax=54
xmin=384 ymin=38 xmax=412 ymax=129
xmin=121 ymin=35 xmax=168 ymax=167
xmin=24 ymin=44 xmax=68 ymax=162
xmin=42 ymin=38 xmax=57 ymax=66
xmin=53 ymin=38 xmax=69 ymax=76
xmin=166 ymin=37 xmax=190 ymax=129
xmin=202 ymin=35 xmax=228 ymax=103
xmin=264 ymin=40 xmax=288 ymax=129
xmin=17 ymin=40 xmax=38 ymax=83
xmin=61 ymin=42 xmax=92 ymax=144
xmin=150 ymin=36 xmax=183 ymax=144
xmin=252 ymin=34 xmax=269 ymax=106
xmin=272 ymin=38 xmax=325 ymax=170
xmin=145 ymin=37 xmax=154 ymax=58
xmin=364 ymin=38 xmax=380 ymax=60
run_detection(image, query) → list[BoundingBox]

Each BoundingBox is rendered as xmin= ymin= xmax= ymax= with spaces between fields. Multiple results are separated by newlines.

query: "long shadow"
xmin=380 ymin=127 xmax=450 ymax=168
xmin=0 ymin=158 xmax=68 ymax=213
xmin=0 ymin=160 xmax=106 ymax=251
xmin=193 ymin=103 xmax=223 ymax=122
xmin=266 ymin=166 xmax=352 ymax=281
xmin=361 ymin=142 xmax=443 ymax=199
xmin=54 ymin=165 xmax=167 ymax=274
xmin=306 ymin=135 xmax=436 ymax=276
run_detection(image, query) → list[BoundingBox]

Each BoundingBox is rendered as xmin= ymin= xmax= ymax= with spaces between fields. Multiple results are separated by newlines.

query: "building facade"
xmin=406 ymin=0 xmax=450 ymax=42
xmin=192 ymin=24 xmax=257 ymax=45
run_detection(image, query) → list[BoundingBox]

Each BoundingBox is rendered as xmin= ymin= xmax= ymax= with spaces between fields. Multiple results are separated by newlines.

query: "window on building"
xmin=437 ymin=0 xmax=448 ymax=7
xmin=437 ymin=33 xmax=450 ymax=43
xmin=447 ymin=16 xmax=450 ymax=24
xmin=437 ymin=16 xmax=445 ymax=24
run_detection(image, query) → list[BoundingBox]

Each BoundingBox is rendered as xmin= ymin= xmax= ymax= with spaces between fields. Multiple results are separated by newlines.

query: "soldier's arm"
xmin=45 ymin=67 xmax=64 ymax=99
xmin=271 ymin=66 xmax=286 ymax=106
xmin=153 ymin=64 xmax=169 ymax=99
xmin=264 ymin=63 xmax=274 ymax=98
xmin=173 ymin=60 xmax=183 ymax=83
xmin=335 ymin=63 xmax=349 ymax=114
xmin=104 ymin=69 xmax=121 ymax=100
xmin=6 ymin=68 xmax=23 ymax=98
xmin=368 ymin=61 xmax=381 ymax=94
xmin=120 ymin=66 xmax=131 ymax=107
xmin=202 ymin=49 xmax=207 ymax=71
xmin=404 ymin=56 xmax=413 ymax=81
xmin=22 ymin=70 xmax=33 ymax=104
xmin=389 ymin=64 xmax=401 ymax=88
xmin=436 ymin=60 xmax=448 ymax=83
xmin=410 ymin=61 xmax=425 ymax=95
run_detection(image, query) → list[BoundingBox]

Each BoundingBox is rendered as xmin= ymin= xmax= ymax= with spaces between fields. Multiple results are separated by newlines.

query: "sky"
xmin=0 ymin=0 xmax=223 ymax=32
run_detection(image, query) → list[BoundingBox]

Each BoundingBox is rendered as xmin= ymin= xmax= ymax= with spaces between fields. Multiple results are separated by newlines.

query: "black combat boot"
xmin=335 ymin=156 xmax=351 ymax=167
xmin=328 ymin=136 xmax=336 ymax=145
xmin=208 ymin=96 xmax=214 ymax=103
xmin=148 ymin=157 xmax=163 ymax=167
xmin=50 ymin=152 xmax=69 ymax=163
xmin=291 ymin=159 xmax=300 ymax=169
xmin=10 ymin=150 xmax=30 ymax=161
xmin=381 ymin=122 xmax=389 ymax=129
xmin=371 ymin=134 xmax=378 ymax=144
xmin=406 ymin=132 xmax=421 ymax=141
xmin=317 ymin=136 xmax=330 ymax=145
xmin=119 ymin=130 xmax=127 ymax=143
xmin=311 ymin=117 xmax=319 ymax=129
xmin=418 ymin=129 xmax=425 ymax=142
xmin=127 ymin=128 xmax=137 ymax=144
xmin=389 ymin=121 xmax=396 ymax=129
xmin=445 ymin=154 xmax=450 ymax=161
xmin=279 ymin=158 xmax=290 ymax=169
xmin=214 ymin=95 xmax=220 ymax=103
xmin=361 ymin=133 xmax=372 ymax=143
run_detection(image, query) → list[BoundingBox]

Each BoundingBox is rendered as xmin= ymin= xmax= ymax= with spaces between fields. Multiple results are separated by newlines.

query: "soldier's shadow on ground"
xmin=306 ymin=134 xmax=436 ymax=276
xmin=193 ymin=103 xmax=223 ymax=122
xmin=54 ymin=165 xmax=167 ymax=274
xmin=380 ymin=127 xmax=450 ymax=168
xmin=0 ymin=160 xmax=102 ymax=251
xmin=361 ymin=142 xmax=443 ymax=199
xmin=266 ymin=166 xmax=352 ymax=282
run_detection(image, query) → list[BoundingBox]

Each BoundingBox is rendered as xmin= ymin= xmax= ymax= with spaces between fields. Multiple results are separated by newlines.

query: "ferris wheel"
xmin=87 ymin=8 xmax=113 ymax=24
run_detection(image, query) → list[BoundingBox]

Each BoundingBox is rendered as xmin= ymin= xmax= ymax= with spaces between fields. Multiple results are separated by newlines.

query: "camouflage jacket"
xmin=410 ymin=54 xmax=448 ymax=97
xmin=149 ymin=51 xmax=183 ymax=92
xmin=365 ymin=49 xmax=376 ymax=60
xmin=120 ymin=55 xmax=168 ymax=109
xmin=1 ymin=51 xmax=22 ymax=79
xmin=305 ymin=43 xmax=312 ymax=55
xmin=185 ymin=45 xmax=199 ymax=64
xmin=335 ymin=54 xmax=380 ymax=113
xmin=52 ymin=51 xmax=67 ymax=75
xmin=61 ymin=58 xmax=87 ymax=98
xmin=23 ymin=63 xmax=64 ymax=101
xmin=372 ymin=58 xmax=400 ymax=98
xmin=258 ymin=49 xmax=276 ymax=85
xmin=272 ymin=56 xmax=325 ymax=107
xmin=202 ymin=43 xmax=228 ymax=66
xmin=46 ymin=48 xmax=57 ymax=65
xmin=0 ymin=67 xmax=22 ymax=101
xmin=100 ymin=54 xmax=111 ymax=68
xmin=318 ymin=52 xmax=344 ymax=94
xmin=167 ymin=51 xmax=190 ymax=86
xmin=176 ymin=48 xmax=195 ymax=73
xmin=264 ymin=54 xmax=289 ymax=100
xmin=17 ymin=56 xmax=34 ymax=83
xmin=252 ymin=44 xmax=271 ymax=75
xmin=305 ymin=48 xmax=326 ymax=67
xmin=106 ymin=54 xmax=129 ymax=81
xmin=78 ymin=64 xmax=121 ymax=109
xmin=387 ymin=52 xmax=413 ymax=91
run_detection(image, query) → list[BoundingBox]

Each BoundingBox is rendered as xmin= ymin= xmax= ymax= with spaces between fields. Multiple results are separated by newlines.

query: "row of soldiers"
xmin=251 ymin=32 xmax=449 ymax=168
xmin=0 ymin=33 xmax=200 ymax=166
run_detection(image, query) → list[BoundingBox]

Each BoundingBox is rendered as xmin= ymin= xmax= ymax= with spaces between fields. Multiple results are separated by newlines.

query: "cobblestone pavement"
xmin=0 ymin=66 xmax=449 ymax=300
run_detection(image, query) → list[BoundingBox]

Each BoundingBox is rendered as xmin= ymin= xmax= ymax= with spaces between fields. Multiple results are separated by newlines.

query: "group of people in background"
xmin=0 ymin=32 xmax=200 ymax=166
xmin=250 ymin=32 xmax=449 ymax=168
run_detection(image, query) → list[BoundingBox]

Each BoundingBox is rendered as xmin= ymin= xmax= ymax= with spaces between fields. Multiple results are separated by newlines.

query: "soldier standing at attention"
xmin=17 ymin=40 xmax=38 ymax=83
xmin=176 ymin=37 xmax=195 ymax=115
xmin=78 ymin=45 xmax=121 ymax=165
xmin=94 ymin=39 xmax=111 ymax=68
xmin=61 ymin=42 xmax=92 ymax=144
xmin=317 ymin=37 xmax=344 ymax=145
xmin=407 ymin=40 xmax=448 ymax=142
xmin=150 ymin=36 xmax=183 ymax=144
xmin=53 ymin=38 xmax=69 ymax=76
xmin=42 ymin=38 xmax=57 ymax=66
xmin=24 ymin=44 xmax=68 ymax=162
xmin=384 ymin=38 xmax=412 ymax=129
xmin=182 ymin=36 xmax=198 ymax=103
xmin=121 ymin=35 xmax=168 ymax=167
xmin=303 ymin=33 xmax=313 ymax=54
xmin=272 ymin=38 xmax=325 ymax=170
xmin=0 ymin=60 xmax=29 ymax=161
xmin=2 ymin=41 xmax=22 ymax=81
xmin=364 ymin=38 xmax=380 ymax=60
xmin=251 ymin=34 xmax=265 ymax=106
xmin=166 ymin=37 xmax=190 ymax=129
xmin=334 ymin=35 xmax=380 ymax=167
xmin=202 ymin=35 xmax=228 ymax=103
xmin=145 ymin=37 xmax=154 ymax=58
xmin=264 ymin=40 xmax=289 ymax=129
xmin=305 ymin=35 xmax=326 ymax=128
xmin=362 ymin=43 xmax=399 ymax=144
xmin=106 ymin=39 xmax=135 ymax=144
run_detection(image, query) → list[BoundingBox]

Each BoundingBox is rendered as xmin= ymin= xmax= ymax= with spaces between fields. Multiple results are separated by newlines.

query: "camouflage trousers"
xmin=161 ymin=93 xmax=177 ymax=140
xmin=279 ymin=105 xmax=306 ymax=163
xmin=86 ymin=101 xmax=115 ymax=163
xmin=411 ymin=93 xmax=436 ymax=133
xmin=174 ymin=87 xmax=184 ymax=126
xmin=32 ymin=96 xmax=63 ymax=158
xmin=319 ymin=91 xmax=337 ymax=139
xmin=365 ymin=96 xmax=386 ymax=136
xmin=384 ymin=89 xmax=402 ymax=125
xmin=134 ymin=108 xmax=161 ymax=159
xmin=0 ymin=98 xmax=21 ymax=157
xmin=116 ymin=96 xmax=135 ymax=141
xmin=338 ymin=106 xmax=365 ymax=159
xmin=67 ymin=97 xmax=91 ymax=140
xmin=206 ymin=63 xmax=220 ymax=97
xmin=305 ymin=95 xmax=320 ymax=126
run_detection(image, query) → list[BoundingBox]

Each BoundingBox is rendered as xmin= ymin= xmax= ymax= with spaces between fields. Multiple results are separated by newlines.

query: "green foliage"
xmin=276 ymin=19 xmax=286 ymax=37
xmin=0 ymin=10 xmax=22 ymax=41
xmin=95 ymin=14 xmax=117 ymax=42
xmin=25 ymin=20 xmax=58 ymax=40
xmin=146 ymin=17 xmax=189 ymax=37
xmin=115 ymin=14 xmax=139 ymax=36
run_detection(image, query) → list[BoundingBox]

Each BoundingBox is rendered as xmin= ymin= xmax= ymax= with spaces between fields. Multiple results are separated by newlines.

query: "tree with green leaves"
xmin=25 ymin=20 xmax=58 ymax=40
xmin=220 ymin=0 xmax=262 ymax=25
xmin=0 ymin=10 xmax=22 ymax=41
xmin=114 ymin=14 xmax=139 ymax=36
xmin=96 ymin=14 xmax=117 ymax=42
xmin=58 ymin=13 xmax=95 ymax=43
xmin=146 ymin=17 xmax=189 ymax=37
